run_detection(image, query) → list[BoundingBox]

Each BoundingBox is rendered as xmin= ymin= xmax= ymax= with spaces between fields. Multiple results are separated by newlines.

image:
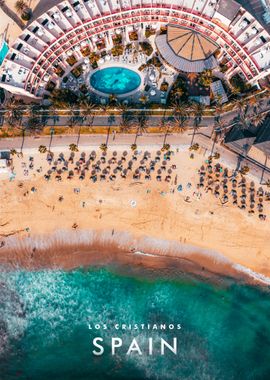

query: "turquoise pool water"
xmin=90 ymin=67 xmax=141 ymax=95
xmin=0 ymin=41 xmax=8 ymax=66
xmin=1 ymin=267 xmax=270 ymax=379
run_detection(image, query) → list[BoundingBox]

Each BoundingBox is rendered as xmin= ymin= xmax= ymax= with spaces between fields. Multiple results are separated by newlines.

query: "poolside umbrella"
xmin=99 ymin=58 xmax=105 ymax=64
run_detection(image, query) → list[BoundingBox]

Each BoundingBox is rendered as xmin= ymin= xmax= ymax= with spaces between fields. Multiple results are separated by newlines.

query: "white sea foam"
xmin=2 ymin=229 xmax=270 ymax=286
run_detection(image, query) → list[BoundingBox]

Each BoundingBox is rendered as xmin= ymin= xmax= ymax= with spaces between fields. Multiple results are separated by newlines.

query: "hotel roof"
xmin=217 ymin=0 xmax=241 ymax=22
xmin=167 ymin=25 xmax=219 ymax=62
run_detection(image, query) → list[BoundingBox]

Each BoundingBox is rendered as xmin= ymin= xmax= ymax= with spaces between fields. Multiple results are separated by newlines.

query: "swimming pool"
xmin=0 ymin=40 xmax=8 ymax=66
xmin=90 ymin=67 xmax=141 ymax=95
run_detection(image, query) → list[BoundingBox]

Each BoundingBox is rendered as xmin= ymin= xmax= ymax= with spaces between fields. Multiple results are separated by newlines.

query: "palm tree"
xmin=190 ymin=102 xmax=204 ymax=146
xmin=48 ymin=105 xmax=59 ymax=126
xmin=210 ymin=119 xmax=226 ymax=157
xmin=5 ymin=96 xmax=25 ymax=128
xmin=38 ymin=145 xmax=47 ymax=154
xmin=172 ymin=100 xmax=189 ymax=131
xmin=10 ymin=148 xmax=18 ymax=156
xmin=264 ymin=179 xmax=270 ymax=187
xmin=68 ymin=106 xmax=81 ymax=128
xmin=48 ymin=127 xmax=54 ymax=151
xmin=80 ymin=99 xmax=95 ymax=128
xmin=131 ymin=143 xmax=137 ymax=151
xmin=69 ymin=143 xmax=79 ymax=152
xmin=109 ymin=93 xmax=117 ymax=105
xmin=133 ymin=110 xmax=149 ymax=144
xmin=119 ymin=112 xmax=133 ymax=133
xmin=251 ymin=112 xmax=266 ymax=127
xmin=161 ymin=143 xmax=170 ymax=152
xmin=15 ymin=0 xmax=27 ymax=14
xmin=99 ymin=143 xmax=107 ymax=152
xmin=139 ymin=94 xmax=148 ymax=106
xmin=158 ymin=109 xmax=171 ymax=146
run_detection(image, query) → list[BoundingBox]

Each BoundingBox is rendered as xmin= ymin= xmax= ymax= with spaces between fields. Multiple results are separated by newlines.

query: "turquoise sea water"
xmin=90 ymin=67 xmax=141 ymax=94
xmin=0 ymin=267 xmax=270 ymax=380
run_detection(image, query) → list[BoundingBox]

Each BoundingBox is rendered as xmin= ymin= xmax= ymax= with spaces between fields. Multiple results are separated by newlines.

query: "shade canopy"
xmin=167 ymin=25 xmax=219 ymax=61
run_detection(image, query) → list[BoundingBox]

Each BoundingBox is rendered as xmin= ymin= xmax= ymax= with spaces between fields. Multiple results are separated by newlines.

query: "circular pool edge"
xmin=88 ymin=65 xmax=143 ymax=98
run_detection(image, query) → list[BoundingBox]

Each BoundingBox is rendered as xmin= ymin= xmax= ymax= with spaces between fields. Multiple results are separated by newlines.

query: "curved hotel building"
xmin=0 ymin=0 xmax=270 ymax=99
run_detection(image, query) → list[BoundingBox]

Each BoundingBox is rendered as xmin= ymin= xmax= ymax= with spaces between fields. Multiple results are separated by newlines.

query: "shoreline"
xmin=1 ymin=229 xmax=270 ymax=287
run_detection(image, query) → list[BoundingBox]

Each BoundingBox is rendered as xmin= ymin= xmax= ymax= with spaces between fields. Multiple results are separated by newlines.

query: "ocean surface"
xmin=0 ymin=266 xmax=270 ymax=380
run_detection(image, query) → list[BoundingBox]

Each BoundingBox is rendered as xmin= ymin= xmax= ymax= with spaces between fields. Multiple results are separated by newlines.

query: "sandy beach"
xmin=0 ymin=143 xmax=270 ymax=285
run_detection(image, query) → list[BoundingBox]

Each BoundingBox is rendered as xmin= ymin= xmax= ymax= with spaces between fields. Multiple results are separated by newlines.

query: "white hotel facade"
xmin=0 ymin=0 xmax=270 ymax=99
